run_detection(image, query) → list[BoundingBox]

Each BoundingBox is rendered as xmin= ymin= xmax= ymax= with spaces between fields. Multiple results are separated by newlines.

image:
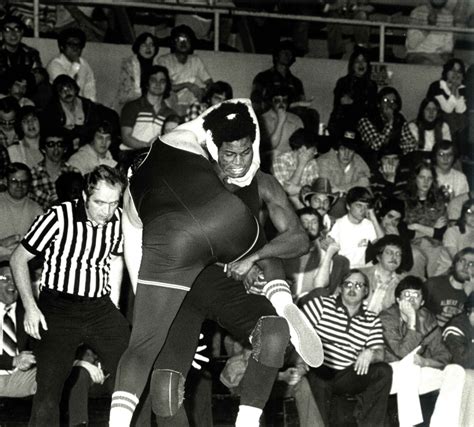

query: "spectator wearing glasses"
xmin=301 ymin=269 xmax=392 ymax=427
xmin=433 ymin=139 xmax=469 ymax=199
xmin=156 ymin=25 xmax=212 ymax=117
xmin=0 ymin=15 xmax=42 ymax=79
xmin=0 ymin=162 xmax=42 ymax=261
xmin=30 ymin=128 xmax=79 ymax=210
xmin=380 ymin=276 xmax=464 ymax=427
xmin=46 ymin=27 xmax=96 ymax=102
xmin=260 ymin=85 xmax=304 ymax=168
xmin=358 ymin=87 xmax=417 ymax=168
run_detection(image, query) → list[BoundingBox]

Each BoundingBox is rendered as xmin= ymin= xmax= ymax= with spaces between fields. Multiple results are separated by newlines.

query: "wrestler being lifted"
xmin=110 ymin=99 xmax=323 ymax=426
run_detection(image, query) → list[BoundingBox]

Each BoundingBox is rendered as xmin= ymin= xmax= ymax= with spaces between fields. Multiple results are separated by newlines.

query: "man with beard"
xmin=423 ymin=247 xmax=474 ymax=328
xmin=110 ymin=100 xmax=323 ymax=427
xmin=285 ymin=207 xmax=348 ymax=300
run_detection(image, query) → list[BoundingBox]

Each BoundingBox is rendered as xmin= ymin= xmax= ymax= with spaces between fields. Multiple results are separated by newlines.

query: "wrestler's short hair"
xmin=84 ymin=165 xmax=126 ymax=198
xmin=202 ymin=102 xmax=256 ymax=148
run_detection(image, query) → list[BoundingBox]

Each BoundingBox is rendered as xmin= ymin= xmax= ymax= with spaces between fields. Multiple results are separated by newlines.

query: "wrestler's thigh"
xmin=188 ymin=266 xmax=276 ymax=343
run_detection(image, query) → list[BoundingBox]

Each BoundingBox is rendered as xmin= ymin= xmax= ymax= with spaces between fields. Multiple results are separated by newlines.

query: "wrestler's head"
xmin=202 ymin=102 xmax=257 ymax=179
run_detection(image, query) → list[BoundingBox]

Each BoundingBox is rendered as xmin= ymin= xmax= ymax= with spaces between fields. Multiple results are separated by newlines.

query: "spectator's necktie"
xmin=2 ymin=307 xmax=17 ymax=356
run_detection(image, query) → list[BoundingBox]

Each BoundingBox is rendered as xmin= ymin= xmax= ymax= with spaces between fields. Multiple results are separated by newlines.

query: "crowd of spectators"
xmin=0 ymin=12 xmax=473 ymax=427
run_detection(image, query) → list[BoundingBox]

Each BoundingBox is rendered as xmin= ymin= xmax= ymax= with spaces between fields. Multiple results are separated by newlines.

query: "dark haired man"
xmin=10 ymin=165 xmax=130 ymax=426
xmin=433 ymin=139 xmax=469 ymax=199
xmin=69 ymin=121 xmax=117 ymax=175
xmin=0 ymin=162 xmax=42 ymax=261
xmin=424 ymin=247 xmax=474 ymax=328
xmin=46 ymin=27 xmax=96 ymax=101
xmin=302 ymin=269 xmax=392 ymax=427
xmin=42 ymin=74 xmax=119 ymax=150
xmin=328 ymin=186 xmax=382 ymax=268
xmin=0 ymin=96 xmax=20 ymax=149
xmin=380 ymin=275 xmax=464 ymax=426
xmin=111 ymin=100 xmax=322 ymax=426
xmin=30 ymin=128 xmax=78 ymax=210
xmin=0 ymin=15 xmax=42 ymax=79
xmin=156 ymin=24 xmax=212 ymax=116
xmin=184 ymin=80 xmax=233 ymax=122
xmin=120 ymin=65 xmax=175 ymax=155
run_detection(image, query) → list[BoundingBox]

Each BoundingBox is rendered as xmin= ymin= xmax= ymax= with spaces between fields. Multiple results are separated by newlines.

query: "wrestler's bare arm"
xmin=122 ymin=186 xmax=143 ymax=293
xmin=227 ymin=171 xmax=309 ymax=281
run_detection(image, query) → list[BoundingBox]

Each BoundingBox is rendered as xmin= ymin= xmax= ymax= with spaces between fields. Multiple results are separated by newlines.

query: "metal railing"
xmin=30 ymin=0 xmax=474 ymax=62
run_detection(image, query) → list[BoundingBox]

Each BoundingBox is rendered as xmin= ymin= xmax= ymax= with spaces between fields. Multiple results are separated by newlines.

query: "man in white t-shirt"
xmin=329 ymin=186 xmax=382 ymax=268
xmin=434 ymin=140 xmax=469 ymax=199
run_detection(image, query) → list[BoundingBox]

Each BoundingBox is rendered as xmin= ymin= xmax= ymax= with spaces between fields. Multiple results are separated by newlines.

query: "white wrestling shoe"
xmin=263 ymin=280 xmax=324 ymax=368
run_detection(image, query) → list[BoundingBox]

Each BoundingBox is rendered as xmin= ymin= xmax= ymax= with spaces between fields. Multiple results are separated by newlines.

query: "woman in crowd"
xmin=7 ymin=106 xmax=42 ymax=169
xmin=426 ymin=58 xmax=467 ymax=144
xmin=116 ymin=32 xmax=160 ymax=111
xmin=402 ymin=161 xmax=449 ymax=277
xmin=443 ymin=199 xmax=474 ymax=258
xmin=408 ymin=97 xmax=451 ymax=153
xmin=328 ymin=47 xmax=377 ymax=139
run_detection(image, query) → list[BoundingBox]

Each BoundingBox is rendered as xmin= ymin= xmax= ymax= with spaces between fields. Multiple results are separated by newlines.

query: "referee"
xmin=10 ymin=165 xmax=131 ymax=427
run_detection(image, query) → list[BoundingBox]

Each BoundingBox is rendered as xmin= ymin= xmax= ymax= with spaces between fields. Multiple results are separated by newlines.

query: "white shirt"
xmin=47 ymin=53 xmax=97 ymax=102
xmin=436 ymin=168 xmax=470 ymax=198
xmin=329 ymin=215 xmax=377 ymax=268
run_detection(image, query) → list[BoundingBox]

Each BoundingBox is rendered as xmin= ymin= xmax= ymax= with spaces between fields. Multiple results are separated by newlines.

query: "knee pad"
xmin=150 ymin=369 xmax=185 ymax=418
xmin=250 ymin=316 xmax=290 ymax=368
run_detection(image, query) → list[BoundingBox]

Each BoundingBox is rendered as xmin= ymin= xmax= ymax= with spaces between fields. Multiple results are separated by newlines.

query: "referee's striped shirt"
xmin=302 ymin=295 xmax=384 ymax=370
xmin=22 ymin=198 xmax=123 ymax=298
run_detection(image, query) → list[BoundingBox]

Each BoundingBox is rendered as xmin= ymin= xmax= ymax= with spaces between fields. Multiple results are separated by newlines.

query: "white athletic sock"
xmin=235 ymin=405 xmax=263 ymax=427
xmin=109 ymin=391 xmax=139 ymax=427
xmin=263 ymin=280 xmax=293 ymax=315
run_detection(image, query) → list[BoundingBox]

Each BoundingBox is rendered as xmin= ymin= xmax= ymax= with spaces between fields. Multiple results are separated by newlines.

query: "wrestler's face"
xmin=217 ymin=136 xmax=253 ymax=179
xmin=84 ymin=180 xmax=121 ymax=226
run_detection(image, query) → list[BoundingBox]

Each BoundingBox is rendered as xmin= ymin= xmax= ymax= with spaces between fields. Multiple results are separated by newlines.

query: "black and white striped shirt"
xmin=302 ymin=295 xmax=384 ymax=370
xmin=22 ymin=199 xmax=123 ymax=298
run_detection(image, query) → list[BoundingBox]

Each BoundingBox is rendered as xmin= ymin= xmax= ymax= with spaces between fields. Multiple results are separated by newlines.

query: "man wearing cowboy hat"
xmin=301 ymin=177 xmax=338 ymax=234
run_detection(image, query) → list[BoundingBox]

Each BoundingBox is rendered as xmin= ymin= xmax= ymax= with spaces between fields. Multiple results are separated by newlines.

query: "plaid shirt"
xmin=30 ymin=160 xmax=79 ymax=211
xmin=272 ymin=151 xmax=319 ymax=192
xmin=358 ymin=117 xmax=417 ymax=155
xmin=0 ymin=130 xmax=19 ymax=150
xmin=184 ymin=102 xmax=209 ymax=122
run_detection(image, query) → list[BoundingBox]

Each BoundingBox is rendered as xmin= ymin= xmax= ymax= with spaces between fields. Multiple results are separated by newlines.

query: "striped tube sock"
xmin=263 ymin=280 xmax=324 ymax=368
xmin=235 ymin=405 xmax=263 ymax=427
xmin=109 ymin=391 xmax=139 ymax=427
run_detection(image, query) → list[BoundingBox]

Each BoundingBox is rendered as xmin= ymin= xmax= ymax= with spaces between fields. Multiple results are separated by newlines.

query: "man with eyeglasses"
xmin=379 ymin=275 xmax=465 ymax=426
xmin=433 ymin=139 xmax=469 ymax=199
xmin=0 ymin=162 xmax=42 ymax=261
xmin=423 ymin=247 xmax=474 ymax=328
xmin=260 ymin=85 xmax=303 ymax=167
xmin=30 ymin=129 xmax=79 ymax=210
xmin=46 ymin=27 xmax=96 ymax=102
xmin=156 ymin=25 xmax=212 ymax=116
xmin=0 ymin=15 xmax=42 ymax=80
xmin=301 ymin=269 xmax=392 ymax=426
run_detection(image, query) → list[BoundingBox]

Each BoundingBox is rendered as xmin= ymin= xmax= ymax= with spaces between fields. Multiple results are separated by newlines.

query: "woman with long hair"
xmin=409 ymin=97 xmax=451 ymax=152
xmin=116 ymin=32 xmax=160 ymax=111
xmin=402 ymin=161 xmax=450 ymax=276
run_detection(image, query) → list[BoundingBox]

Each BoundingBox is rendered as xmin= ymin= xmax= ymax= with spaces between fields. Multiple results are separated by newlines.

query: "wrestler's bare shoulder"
xmin=255 ymin=170 xmax=288 ymax=203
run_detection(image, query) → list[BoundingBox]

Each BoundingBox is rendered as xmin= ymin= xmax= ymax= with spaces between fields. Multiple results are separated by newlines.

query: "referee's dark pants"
xmin=29 ymin=289 xmax=130 ymax=427
xmin=307 ymin=362 xmax=393 ymax=427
